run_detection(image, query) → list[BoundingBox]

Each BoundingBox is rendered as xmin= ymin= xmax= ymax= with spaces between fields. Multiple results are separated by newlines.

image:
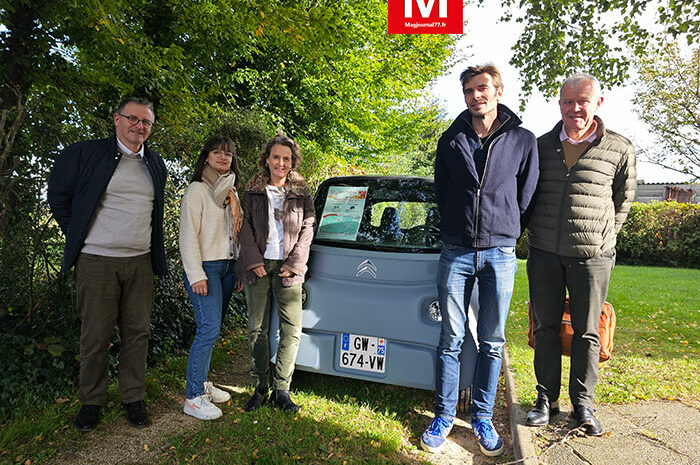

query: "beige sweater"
xmin=179 ymin=181 xmax=240 ymax=284
xmin=83 ymin=153 xmax=154 ymax=257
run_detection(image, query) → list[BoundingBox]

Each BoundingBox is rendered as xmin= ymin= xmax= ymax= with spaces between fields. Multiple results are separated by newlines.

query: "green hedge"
xmin=616 ymin=201 xmax=700 ymax=268
xmin=517 ymin=201 xmax=700 ymax=268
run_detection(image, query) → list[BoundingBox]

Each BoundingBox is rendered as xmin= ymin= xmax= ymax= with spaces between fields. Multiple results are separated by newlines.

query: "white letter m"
xmin=404 ymin=0 xmax=447 ymax=18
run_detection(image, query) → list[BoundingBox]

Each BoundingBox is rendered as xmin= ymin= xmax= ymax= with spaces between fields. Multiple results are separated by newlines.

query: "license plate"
xmin=339 ymin=333 xmax=386 ymax=373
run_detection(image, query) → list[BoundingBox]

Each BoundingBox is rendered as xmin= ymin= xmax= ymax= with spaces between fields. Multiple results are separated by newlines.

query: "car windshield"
xmin=313 ymin=177 xmax=441 ymax=253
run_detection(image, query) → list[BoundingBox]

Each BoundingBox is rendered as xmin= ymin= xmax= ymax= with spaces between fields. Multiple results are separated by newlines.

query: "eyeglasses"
xmin=118 ymin=113 xmax=154 ymax=129
xmin=210 ymin=150 xmax=233 ymax=159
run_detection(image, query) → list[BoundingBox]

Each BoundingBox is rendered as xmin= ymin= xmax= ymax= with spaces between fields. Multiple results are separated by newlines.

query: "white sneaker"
xmin=183 ymin=395 xmax=222 ymax=420
xmin=204 ymin=381 xmax=231 ymax=403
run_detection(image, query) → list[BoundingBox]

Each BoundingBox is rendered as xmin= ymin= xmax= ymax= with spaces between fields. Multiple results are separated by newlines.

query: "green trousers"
xmin=75 ymin=253 xmax=154 ymax=405
xmin=245 ymin=259 xmax=302 ymax=391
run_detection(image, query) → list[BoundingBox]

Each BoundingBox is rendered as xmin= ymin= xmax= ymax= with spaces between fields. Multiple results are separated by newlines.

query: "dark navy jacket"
xmin=47 ymin=136 xmax=168 ymax=276
xmin=434 ymin=104 xmax=539 ymax=248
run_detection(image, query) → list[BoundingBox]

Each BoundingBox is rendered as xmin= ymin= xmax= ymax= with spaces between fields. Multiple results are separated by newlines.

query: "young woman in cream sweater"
xmin=180 ymin=135 xmax=243 ymax=420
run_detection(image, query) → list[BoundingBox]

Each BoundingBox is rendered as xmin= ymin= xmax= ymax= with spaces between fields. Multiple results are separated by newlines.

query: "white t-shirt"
xmin=264 ymin=185 xmax=287 ymax=260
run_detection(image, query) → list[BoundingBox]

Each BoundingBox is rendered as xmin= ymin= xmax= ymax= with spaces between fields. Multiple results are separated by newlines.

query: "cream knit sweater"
xmin=179 ymin=181 xmax=240 ymax=284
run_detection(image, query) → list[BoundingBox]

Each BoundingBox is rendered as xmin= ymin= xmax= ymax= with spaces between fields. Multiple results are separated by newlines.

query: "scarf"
xmin=201 ymin=165 xmax=242 ymax=251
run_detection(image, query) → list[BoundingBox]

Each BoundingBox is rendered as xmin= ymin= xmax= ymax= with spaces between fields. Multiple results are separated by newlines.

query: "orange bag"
xmin=527 ymin=297 xmax=616 ymax=362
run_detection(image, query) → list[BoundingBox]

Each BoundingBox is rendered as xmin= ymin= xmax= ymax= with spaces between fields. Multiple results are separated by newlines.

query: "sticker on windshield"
xmin=317 ymin=186 xmax=368 ymax=241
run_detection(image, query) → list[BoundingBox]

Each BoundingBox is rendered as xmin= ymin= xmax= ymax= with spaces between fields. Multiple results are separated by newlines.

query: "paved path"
xmin=504 ymin=350 xmax=700 ymax=465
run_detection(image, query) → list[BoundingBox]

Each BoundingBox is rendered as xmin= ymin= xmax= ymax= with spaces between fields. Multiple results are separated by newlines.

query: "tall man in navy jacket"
xmin=421 ymin=65 xmax=539 ymax=456
xmin=48 ymin=97 xmax=167 ymax=431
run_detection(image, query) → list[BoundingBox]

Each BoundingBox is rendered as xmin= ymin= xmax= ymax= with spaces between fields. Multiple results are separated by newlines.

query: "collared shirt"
xmin=559 ymin=120 xmax=597 ymax=145
xmin=116 ymin=136 xmax=145 ymax=158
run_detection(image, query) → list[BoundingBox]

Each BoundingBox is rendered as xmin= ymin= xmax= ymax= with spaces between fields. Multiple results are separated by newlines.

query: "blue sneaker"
xmin=420 ymin=417 xmax=453 ymax=453
xmin=471 ymin=418 xmax=504 ymax=456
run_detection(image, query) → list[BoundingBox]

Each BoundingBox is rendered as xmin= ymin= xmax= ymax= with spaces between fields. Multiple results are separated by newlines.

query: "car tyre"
xmin=457 ymin=387 xmax=472 ymax=413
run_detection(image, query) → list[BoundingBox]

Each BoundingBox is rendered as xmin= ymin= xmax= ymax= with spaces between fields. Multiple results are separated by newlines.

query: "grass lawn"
xmin=3 ymin=331 xmax=478 ymax=465
xmin=6 ymin=261 xmax=695 ymax=463
xmin=162 ymin=376 xmax=434 ymax=464
xmin=506 ymin=260 xmax=700 ymax=408
xmin=159 ymin=332 xmax=439 ymax=465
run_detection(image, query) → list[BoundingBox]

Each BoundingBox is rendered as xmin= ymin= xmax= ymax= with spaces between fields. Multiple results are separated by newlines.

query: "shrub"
xmin=516 ymin=231 xmax=528 ymax=259
xmin=0 ymin=278 xmax=79 ymax=419
xmin=517 ymin=202 xmax=699 ymax=268
xmin=616 ymin=201 xmax=700 ymax=268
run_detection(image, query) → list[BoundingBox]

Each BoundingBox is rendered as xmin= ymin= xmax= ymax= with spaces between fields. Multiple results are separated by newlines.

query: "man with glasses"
xmin=48 ymin=97 xmax=167 ymax=431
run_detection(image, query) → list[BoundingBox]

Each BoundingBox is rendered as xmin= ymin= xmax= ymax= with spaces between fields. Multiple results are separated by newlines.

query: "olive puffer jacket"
xmin=527 ymin=117 xmax=636 ymax=258
xmin=236 ymin=170 xmax=315 ymax=286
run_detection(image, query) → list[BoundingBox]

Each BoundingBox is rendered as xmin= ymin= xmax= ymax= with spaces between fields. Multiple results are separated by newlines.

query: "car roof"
xmin=319 ymin=175 xmax=434 ymax=185
xmin=324 ymin=175 xmax=433 ymax=182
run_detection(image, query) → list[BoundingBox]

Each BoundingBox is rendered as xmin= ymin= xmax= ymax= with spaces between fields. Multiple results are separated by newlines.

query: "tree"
xmin=634 ymin=44 xmax=700 ymax=181
xmin=0 ymin=0 xmax=457 ymax=185
xmin=0 ymin=0 xmax=459 ymax=315
xmin=487 ymin=0 xmax=700 ymax=101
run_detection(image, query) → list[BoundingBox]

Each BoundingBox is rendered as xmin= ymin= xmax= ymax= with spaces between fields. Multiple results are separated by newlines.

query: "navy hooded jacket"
xmin=434 ymin=104 xmax=539 ymax=248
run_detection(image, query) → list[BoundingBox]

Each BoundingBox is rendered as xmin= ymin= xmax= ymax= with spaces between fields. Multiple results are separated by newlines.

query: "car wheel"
xmin=457 ymin=387 xmax=472 ymax=413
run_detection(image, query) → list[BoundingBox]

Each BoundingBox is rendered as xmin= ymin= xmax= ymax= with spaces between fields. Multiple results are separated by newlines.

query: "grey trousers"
xmin=526 ymin=246 xmax=615 ymax=408
xmin=75 ymin=253 xmax=154 ymax=405
xmin=245 ymin=259 xmax=302 ymax=391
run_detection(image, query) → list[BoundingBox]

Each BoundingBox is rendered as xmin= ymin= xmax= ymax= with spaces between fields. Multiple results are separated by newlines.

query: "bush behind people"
xmin=516 ymin=201 xmax=699 ymax=268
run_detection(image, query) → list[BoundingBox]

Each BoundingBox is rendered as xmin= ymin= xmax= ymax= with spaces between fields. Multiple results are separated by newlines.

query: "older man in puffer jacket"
xmin=526 ymin=73 xmax=636 ymax=436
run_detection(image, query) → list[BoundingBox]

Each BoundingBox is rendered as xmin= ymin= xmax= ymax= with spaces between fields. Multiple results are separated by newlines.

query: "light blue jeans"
xmin=434 ymin=244 xmax=517 ymax=421
xmin=185 ymin=259 xmax=237 ymax=399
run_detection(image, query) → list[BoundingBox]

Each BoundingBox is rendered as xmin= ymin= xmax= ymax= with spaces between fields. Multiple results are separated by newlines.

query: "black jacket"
xmin=47 ymin=136 xmax=168 ymax=276
xmin=435 ymin=104 xmax=539 ymax=248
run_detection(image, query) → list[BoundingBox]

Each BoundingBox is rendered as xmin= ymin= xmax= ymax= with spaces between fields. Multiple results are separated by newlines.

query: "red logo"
xmin=388 ymin=0 xmax=463 ymax=34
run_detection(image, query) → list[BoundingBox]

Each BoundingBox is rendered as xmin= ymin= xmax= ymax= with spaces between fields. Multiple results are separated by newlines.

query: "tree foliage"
xmin=1 ymin=0 xmax=458 ymax=192
xmin=633 ymin=44 xmax=699 ymax=180
xmin=486 ymin=0 xmax=700 ymax=101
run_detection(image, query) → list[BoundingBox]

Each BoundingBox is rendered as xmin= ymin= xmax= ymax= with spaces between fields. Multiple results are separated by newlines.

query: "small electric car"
xmin=293 ymin=176 xmax=478 ymax=395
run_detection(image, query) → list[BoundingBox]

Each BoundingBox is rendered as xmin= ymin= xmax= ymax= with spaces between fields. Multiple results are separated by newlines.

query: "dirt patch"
xmin=50 ymin=346 xmax=251 ymax=465
xmin=415 ymin=382 xmax=514 ymax=465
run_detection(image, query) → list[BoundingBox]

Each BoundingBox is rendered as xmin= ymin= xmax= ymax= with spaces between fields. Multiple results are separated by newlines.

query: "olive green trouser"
xmin=245 ymin=259 xmax=302 ymax=391
xmin=75 ymin=252 xmax=154 ymax=405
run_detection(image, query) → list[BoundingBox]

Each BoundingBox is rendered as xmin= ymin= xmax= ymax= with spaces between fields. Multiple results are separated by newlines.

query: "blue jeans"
xmin=434 ymin=244 xmax=517 ymax=421
xmin=184 ymin=260 xmax=237 ymax=399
